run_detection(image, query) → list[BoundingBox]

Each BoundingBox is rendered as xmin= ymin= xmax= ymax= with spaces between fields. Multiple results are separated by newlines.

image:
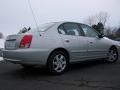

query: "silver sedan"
xmin=0 ymin=39 xmax=4 ymax=57
xmin=3 ymin=22 xmax=120 ymax=74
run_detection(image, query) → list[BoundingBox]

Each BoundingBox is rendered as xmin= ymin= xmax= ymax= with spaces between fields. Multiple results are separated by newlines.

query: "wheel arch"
xmin=46 ymin=48 xmax=70 ymax=65
xmin=108 ymin=45 xmax=118 ymax=55
xmin=109 ymin=45 xmax=118 ymax=51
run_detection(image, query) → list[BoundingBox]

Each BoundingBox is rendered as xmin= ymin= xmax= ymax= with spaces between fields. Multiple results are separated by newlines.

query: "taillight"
xmin=19 ymin=35 xmax=32 ymax=48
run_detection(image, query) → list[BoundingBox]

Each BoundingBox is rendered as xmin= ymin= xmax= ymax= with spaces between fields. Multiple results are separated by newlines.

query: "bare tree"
xmin=96 ymin=12 xmax=109 ymax=26
xmin=116 ymin=25 xmax=120 ymax=37
xmin=119 ymin=21 xmax=120 ymax=27
xmin=104 ymin=27 xmax=113 ymax=35
xmin=84 ymin=12 xmax=109 ymax=26
xmin=84 ymin=16 xmax=97 ymax=26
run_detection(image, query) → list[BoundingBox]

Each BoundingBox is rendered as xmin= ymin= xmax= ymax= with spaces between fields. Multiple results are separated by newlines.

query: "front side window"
xmin=58 ymin=23 xmax=82 ymax=36
xmin=81 ymin=24 xmax=98 ymax=37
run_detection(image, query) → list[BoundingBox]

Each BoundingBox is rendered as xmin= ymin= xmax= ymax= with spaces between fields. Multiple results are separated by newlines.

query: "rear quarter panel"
xmin=30 ymin=24 xmax=66 ymax=61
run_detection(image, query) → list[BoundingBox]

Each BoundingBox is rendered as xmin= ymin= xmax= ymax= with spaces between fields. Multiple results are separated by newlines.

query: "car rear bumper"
xmin=3 ymin=49 xmax=50 ymax=65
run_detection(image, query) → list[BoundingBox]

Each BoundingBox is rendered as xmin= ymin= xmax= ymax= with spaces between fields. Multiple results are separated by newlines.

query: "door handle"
xmin=89 ymin=42 xmax=93 ymax=44
xmin=65 ymin=39 xmax=70 ymax=43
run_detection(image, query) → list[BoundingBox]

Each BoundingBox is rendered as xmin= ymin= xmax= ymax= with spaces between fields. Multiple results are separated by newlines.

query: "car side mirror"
xmin=98 ymin=33 xmax=104 ymax=38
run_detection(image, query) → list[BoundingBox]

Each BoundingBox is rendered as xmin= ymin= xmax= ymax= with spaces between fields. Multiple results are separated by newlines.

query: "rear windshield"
xmin=30 ymin=22 xmax=56 ymax=32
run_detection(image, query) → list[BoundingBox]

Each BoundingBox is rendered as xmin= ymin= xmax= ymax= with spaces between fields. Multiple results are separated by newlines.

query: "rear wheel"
xmin=107 ymin=47 xmax=118 ymax=63
xmin=47 ymin=51 xmax=69 ymax=75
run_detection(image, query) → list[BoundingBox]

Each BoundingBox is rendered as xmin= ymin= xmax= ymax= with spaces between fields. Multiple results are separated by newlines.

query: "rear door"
xmin=58 ymin=22 xmax=88 ymax=62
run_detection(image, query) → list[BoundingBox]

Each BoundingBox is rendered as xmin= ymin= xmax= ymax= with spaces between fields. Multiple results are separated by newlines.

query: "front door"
xmin=80 ymin=24 xmax=108 ymax=59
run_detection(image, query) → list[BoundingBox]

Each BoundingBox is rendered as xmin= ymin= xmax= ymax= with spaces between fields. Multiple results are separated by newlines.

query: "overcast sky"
xmin=0 ymin=0 xmax=120 ymax=35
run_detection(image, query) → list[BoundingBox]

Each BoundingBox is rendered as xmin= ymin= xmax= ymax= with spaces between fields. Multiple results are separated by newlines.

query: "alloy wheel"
xmin=53 ymin=54 xmax=67 ymax=73
xmin=108 ymin=48 xmax=118 ymax=63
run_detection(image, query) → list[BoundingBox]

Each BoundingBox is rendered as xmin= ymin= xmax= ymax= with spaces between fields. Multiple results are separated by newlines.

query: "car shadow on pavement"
xmin=4 ymin=59 xmax=110 ymax=79
xmin=8 ymin=67 xmax=50 ymax=80
xmin=69 ymin=59 xmax=108 ymax=71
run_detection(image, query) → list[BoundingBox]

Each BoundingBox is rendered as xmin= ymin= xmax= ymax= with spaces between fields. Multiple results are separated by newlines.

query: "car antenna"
xmin=27 ymin=0 xmax=41 ymax=36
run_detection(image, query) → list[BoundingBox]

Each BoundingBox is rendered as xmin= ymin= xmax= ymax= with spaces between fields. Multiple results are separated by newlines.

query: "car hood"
xmin=104 ymin=37 xmax=120 ymax=46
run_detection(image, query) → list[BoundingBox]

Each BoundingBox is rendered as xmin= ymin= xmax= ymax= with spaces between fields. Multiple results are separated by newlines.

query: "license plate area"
xmin=5 ymin=41 xmax=16 ymax=50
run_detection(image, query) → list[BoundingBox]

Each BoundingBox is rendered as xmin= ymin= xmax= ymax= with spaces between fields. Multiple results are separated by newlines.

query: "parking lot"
xmin=0 ymin=59 xmax=120 ymax=90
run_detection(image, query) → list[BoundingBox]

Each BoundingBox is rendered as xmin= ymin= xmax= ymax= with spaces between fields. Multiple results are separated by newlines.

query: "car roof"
xmin=55 ymin=21 xmax=85 ymax=27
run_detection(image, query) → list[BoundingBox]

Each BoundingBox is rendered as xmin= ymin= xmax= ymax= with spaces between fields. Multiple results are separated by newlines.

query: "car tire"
xmin=107 ymin=47 xmax=118 ymax=63
xmin=47 ymin=51 xmax=69 ymax=75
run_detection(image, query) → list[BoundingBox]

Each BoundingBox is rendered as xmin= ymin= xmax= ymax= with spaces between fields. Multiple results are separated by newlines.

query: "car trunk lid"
xmin=5 ymin=34 xmax=24 ymax=50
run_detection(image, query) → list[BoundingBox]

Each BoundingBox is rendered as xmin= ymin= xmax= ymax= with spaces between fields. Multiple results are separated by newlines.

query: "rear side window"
xmin=58 ymin=25 xmax=66 ymax=35
xmin=58 ymin=23 xmax=82 ymax=36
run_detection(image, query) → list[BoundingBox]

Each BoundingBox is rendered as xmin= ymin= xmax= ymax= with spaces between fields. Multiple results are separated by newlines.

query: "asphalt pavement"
xmin=0 ymin=59 xmax=120 ymax=90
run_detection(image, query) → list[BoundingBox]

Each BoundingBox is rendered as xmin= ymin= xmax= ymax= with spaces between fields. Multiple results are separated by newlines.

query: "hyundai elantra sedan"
xmin=3 ymin=22 xmax=120 ymax=74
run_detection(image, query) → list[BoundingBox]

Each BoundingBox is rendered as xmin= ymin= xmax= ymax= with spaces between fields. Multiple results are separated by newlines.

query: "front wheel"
xmin=107 ymin=47 xmax=118 ymax=63
xmin=47 ymin=51 xmax=69 ymax=75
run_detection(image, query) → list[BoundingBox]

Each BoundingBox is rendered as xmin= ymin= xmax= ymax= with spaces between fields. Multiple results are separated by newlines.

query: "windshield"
xmin=30 ymin=22 xmax=56 ymax=32
xmin=115 ymin=38 xmax=120 ymax=41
